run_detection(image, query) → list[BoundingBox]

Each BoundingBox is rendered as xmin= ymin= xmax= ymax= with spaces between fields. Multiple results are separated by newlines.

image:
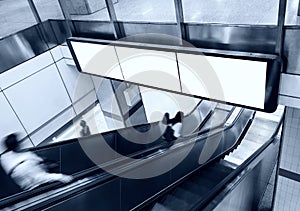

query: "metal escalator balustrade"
xmin=151 ymin=163 xmax=233 ymax=211
xmin=0 ymin=100 xmax=215 ymax=207
xmin=136 ymin=107 xmax=284 ymax=211
xmin=0 ymin=103 xmax=244 ymax=210
xmin=31 ymin=107 xmax=250 ymax=210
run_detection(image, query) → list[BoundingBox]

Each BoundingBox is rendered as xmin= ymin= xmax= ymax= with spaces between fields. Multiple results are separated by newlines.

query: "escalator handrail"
xmin=188 ymin=113 xmax=284 ymax=210
xmin=29 ymin=100 xmax=205 ymax=152
xmin=0 ymin=107 xmax=243 ymax=209
xmin=131 ymin=109 xmax=253 ymax=211
xmin=132 ymin=111 xmax=282 ymax=211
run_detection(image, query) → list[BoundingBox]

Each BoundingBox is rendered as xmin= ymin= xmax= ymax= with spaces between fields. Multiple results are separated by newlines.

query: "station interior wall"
xmin=0 ymin=45 xmax=99 ymax=152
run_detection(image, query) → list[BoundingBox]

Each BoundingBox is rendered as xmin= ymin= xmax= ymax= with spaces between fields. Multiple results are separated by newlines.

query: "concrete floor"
xmin=1 ymin=0 xmax=300 ymax=38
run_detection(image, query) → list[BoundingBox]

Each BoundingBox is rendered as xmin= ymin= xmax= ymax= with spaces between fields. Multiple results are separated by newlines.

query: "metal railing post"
xmin=105 ymin=0 xmax=124 ymax=39
xmin=173 ymin=0 xmax=186 ymax=43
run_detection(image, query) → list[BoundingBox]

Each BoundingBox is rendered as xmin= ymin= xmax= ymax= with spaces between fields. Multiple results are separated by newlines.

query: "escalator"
xmin=150 ymin=162 xmax=233 ymax=211
xmin=133 ymin=107 xmax=283 ymax=211
xmin=0 ymin=101 xmax=250 ymax=210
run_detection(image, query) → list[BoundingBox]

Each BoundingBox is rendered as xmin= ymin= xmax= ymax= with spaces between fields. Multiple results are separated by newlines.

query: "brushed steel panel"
xmin=73 ymin=20 xmax=115 ymax=40
xmin=122 ymin=22 xmax=180 ymax=45
xmin=283 ymin=27 xmax=300 ymax=74
xmin=0 ymin=25 xmax=48 ymax=74
xmin=278 ymin=94 xmax=300 ymax=108
xmin=49 ymin=20 xmax=71 ymax=44
xmin=279 ymin=73 xmax=300 ymax=97
xmin=186 ymin=24 xmax=277 ymax=53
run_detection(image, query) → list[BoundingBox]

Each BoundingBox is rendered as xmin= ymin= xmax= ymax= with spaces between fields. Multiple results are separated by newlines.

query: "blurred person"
xmin=0 ymin=133 xmax=73 ymax=190
xmin=161 ymin=111 xmax=183 ymax=142
xmin=79 ymin=120 xmax=91 ymax=137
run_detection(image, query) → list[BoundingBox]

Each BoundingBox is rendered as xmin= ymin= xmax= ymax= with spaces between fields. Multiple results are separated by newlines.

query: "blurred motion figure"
xmin=162 ymin=111 xmax=183 ymax=142
xmin=0 ymin=134 xmax=73 ymax=190
xmin=80 ymin=120 xmax=91 ymax=137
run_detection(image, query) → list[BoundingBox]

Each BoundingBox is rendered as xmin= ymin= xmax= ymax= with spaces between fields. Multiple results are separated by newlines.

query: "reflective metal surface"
xmin=0 ymin=20 xmax=70 ymax=74
xmin=0 ymin=25 xmax=47 ymax=74
xmin=49 ymin=20 xmax=72 ymax=44
xmin=121 ymin=22 xmax=180 ymax=45
xmin=186 ymin=24 xmax=278 ymax=54
xmin=283 ymin=27 xmax=300 ymax=75
xmin=72 ymin=21 xmax=115 ymax=40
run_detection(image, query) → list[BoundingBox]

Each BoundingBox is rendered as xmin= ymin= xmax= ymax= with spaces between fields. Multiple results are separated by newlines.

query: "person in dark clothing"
xmin=162 ymin=111 xmax=184 ymax=144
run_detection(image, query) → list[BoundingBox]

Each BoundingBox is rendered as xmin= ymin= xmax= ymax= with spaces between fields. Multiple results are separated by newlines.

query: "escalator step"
xmin=151 ymin=203 xmax=172 ymax=211
xmin=190 ymin=176 xmax=216 ymax=188
xmin=162 ymin=194 xmax=191 ymax=211
xmin=196 ymin=167 xmax=230 ymax=182
xmin=173 ymin=187 xmax=201 ymax=204
xmin=181 ymin=181 xmax=209 ymax=196
xmin=214 ymin=162 xmax=235 ymax=172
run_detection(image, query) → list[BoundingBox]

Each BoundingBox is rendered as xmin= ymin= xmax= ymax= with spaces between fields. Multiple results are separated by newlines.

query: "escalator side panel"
xmin=120 ymin=171 xmax=172 ymax=211
xmin=61 ymin=132 xmax=117 ymax=174
xmin=45 ymin=178 xmax=121 ymax=211
xmin=0 ymin=167 xmax=21 ymax=199
xmin=208 ymin=139 xmax=280 ymax=211
xmin=115 ymin=124 xmax=164 ymax=156
xmin=169 ymin=140 xmax=206 ymax=182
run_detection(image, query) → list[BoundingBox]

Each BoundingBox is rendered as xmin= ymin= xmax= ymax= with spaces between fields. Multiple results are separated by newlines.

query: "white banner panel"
xmin=70 ymin=42 xmax=124 ymax=80
xmin=115 ymin=46 xmax=181 ymax=92
xmin=68 ymin=39 xmax=277 ymax=111
xmin=177 ymin=53 xmax=267 ymax=109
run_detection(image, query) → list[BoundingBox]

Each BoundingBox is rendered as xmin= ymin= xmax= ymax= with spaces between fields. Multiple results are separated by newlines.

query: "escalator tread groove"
xmin=151 ymin=203 xmax=173 ymax=211
xmin=181 ymin=181 xmax=209 ymax=195
xmin=162 ymin=194 xmax=191 ymax=211
xmin=172 ymin=187 xmax=201 ymax=204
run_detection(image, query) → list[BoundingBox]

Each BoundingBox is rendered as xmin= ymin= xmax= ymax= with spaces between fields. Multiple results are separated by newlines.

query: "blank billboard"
xmin=68 ymin=38 xmax=280 ymax=112
xmin=177 ymin=53 xmax=267 ymax=109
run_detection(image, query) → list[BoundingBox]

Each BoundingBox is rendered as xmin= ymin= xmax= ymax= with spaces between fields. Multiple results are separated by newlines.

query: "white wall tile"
xmin=0 ymin=51 xmax=54 ymax=89
xmin=60 ymin=45 xmax=72 ymax=59
xmin=30 ymin=107 xmax=76 ymax=146
xmin=56 ymin=59 xmax=94 ymax=103
xmin=276 ymin=107 xmax=300 ymax=210
xmin=3 ymin=64 xmax=72 ymax=133
xmin=0 ymin=92 xmax=28 ymax=153
xmin=50 ymin=46 xmax=64 ymax=62
xmin=73 ymin=90 xmax=97 ymax=115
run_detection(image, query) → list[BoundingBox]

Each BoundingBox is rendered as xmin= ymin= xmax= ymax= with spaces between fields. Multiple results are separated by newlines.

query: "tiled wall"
xmin=0 ymin=45 xmax=97 ymax=152
xmin=274 ymin=176 xmax=300 ymax=210
xmin=274 ymin=107 xmax=300 ymax=210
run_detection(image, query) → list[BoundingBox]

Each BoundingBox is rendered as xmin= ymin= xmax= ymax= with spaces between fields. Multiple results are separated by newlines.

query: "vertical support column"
xmin=57 ymin=0 xmax=76 ymax=36
xmin=275 ymin=0 xmax=287 ymax=57
xmin=27 ymin=0 xmax=51 ymax=47
xmin=298 ymin=0 xmax=300 ymax=16
xmin=27 ymin=0 xmax=42 ymax=23
xmin=173 ymin=0 xmax=186 ymax=43
xmin=272 ymin=0 xmax=287 ymax=208
xmin=105 ymin=0 xmax=124 ymax=39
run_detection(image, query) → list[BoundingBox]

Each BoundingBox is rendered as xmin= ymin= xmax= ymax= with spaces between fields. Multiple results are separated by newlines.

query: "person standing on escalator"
xmin=0 ymin=133 xmax=73 ymax=190
xmin=161 ymin=111 xmax=184 ymax=145
xmin=79 ymin=120 xmax=91 ymax=137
